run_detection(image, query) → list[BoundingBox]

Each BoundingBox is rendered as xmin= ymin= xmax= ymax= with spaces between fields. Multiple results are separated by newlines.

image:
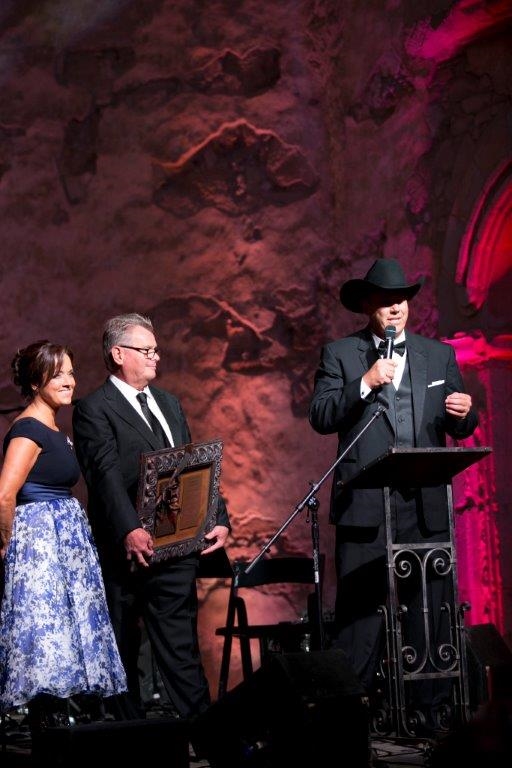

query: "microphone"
xmin=374 ymin=326 xmax=396 ymax=409
xmin=383 ymin=325 xmax=396 ymax=359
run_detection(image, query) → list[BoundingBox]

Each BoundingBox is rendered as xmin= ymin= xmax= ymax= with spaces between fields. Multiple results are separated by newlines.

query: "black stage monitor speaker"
xmin=193 ymin=649 xmax=370 ymax=768
xmin=37 ymin=716 xmax=189 ymax=768
xmin=466 ymin=623 xmax=512 ymax=707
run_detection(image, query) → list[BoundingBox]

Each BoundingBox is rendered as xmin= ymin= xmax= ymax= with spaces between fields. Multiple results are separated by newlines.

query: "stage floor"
xmin=1 ymin=742 xmax=430 ymax=768
xmin=1 ymin=713 xmax=431 ymax=768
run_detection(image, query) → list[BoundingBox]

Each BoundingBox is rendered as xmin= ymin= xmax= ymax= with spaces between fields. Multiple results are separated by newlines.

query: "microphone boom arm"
xmin=245 ymin=403 xmax=388 ymax=575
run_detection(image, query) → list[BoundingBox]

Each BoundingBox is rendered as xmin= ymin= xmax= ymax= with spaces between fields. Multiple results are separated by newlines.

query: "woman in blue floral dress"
xmin=0 ymin=341 xmax=127 ymax=740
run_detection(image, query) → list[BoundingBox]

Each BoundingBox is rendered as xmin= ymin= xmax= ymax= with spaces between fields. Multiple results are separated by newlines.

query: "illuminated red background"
xmin=0 ymin=1 xmax=511 ymax=696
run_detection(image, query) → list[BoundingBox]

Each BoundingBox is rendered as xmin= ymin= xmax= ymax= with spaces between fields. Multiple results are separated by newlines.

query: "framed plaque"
xmin=136 ymin=438 xmax=223 ymax=563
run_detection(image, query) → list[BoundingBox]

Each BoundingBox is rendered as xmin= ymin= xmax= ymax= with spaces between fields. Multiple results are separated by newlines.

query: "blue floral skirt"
xmin=0 ymin=497 xmax=127 ymax=712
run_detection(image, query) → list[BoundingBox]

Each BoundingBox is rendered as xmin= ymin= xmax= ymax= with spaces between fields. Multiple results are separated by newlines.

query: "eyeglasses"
xmin=118 ymin=345 xmax=161 ymax=359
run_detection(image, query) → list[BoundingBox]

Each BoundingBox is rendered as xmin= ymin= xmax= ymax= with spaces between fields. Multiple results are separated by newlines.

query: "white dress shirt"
xmin=109 ymin=375 xmax=175 ymax=446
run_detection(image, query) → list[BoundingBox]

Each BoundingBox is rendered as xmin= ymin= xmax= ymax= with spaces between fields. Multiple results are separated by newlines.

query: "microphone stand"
xmin=244 ymin=402 xmax=387 ymax=651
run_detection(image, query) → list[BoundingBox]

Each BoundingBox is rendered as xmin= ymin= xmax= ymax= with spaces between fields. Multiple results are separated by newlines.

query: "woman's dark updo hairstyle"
xmin=11 ymin=340 xmax=73 ymax=400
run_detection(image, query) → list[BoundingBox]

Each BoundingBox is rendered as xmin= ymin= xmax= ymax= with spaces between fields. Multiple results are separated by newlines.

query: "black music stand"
xmin=341 ymin=446 xmax=492 ymax=738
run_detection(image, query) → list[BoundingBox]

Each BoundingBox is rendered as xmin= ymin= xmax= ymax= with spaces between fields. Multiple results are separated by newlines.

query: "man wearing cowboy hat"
xmin=309 ymin=258 xmax=477 ymax=734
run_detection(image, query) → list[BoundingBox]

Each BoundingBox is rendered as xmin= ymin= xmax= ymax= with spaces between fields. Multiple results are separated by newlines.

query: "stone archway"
xmin=456 ymin=158 xmax=512 ymax=320
xmin=440 ymin=155 xmax=512 ymax=645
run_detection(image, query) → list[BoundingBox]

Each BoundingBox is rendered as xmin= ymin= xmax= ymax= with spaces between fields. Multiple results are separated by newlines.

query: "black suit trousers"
xmin=102 ymin=553 xmax=210 ymax=720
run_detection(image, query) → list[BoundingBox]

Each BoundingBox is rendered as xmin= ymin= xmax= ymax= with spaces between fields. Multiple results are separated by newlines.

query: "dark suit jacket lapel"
xmin=407 ymin=334 xmax=428 ymax=444
xmin=358 ymin=329 xmax=379 ymax=372
xmin=103 ymin=379 xmax=162 ymax=451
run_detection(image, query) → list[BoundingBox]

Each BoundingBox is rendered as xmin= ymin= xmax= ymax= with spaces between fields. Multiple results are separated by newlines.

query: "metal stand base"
xmin=371 ymin=483 xmax=471 ymax=738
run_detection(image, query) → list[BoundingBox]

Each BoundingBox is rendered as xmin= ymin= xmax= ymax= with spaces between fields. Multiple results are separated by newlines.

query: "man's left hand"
xmin=201 ymin=525 xmax=230 ymax=555
xmin=445 ymin=392 xmax=472 ymax=419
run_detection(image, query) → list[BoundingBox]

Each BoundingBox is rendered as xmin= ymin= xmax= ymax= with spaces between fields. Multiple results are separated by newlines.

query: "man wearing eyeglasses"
xmin=72 ymin=312 xmax=230 ymax=723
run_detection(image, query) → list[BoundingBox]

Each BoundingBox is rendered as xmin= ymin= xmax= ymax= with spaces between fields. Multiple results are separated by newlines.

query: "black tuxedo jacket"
xmin=72 ymin=378 xmax=229 ymax=562
xmin=309 ymin=330 xmax=478 ymax=530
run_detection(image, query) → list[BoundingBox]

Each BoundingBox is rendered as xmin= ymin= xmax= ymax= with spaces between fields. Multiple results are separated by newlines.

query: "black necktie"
xmin=136 ymin=392 xmax=170 ymax=448
xmin=377 ymin=340 xmax=406 ymax=357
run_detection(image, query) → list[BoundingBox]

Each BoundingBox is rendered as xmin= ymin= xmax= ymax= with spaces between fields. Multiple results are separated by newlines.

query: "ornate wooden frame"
xmin=136 ymin=439 xmax=223 ymax=562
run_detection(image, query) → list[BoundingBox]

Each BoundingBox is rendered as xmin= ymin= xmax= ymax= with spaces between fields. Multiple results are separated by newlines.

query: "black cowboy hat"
xmin=340 ymin=258 xmax=424 ymax=313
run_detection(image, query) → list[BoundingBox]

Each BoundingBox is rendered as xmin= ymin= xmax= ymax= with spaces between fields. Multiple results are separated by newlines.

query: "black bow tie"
xmin=377 ymin=340 xmax=406 ymax=357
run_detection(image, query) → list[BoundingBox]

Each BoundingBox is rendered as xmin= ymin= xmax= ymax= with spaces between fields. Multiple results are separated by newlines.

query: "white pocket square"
xmin=427 ymin=380 xmax=445 ymax=388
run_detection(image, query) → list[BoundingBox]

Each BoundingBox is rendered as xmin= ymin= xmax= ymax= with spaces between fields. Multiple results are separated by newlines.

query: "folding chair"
xmin=215 ymin=554 xmax=324 ymax=699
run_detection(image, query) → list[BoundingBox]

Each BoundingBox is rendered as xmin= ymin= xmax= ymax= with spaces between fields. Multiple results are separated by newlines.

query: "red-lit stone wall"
xmin=1 ymin=1 xmax=511 ymax=696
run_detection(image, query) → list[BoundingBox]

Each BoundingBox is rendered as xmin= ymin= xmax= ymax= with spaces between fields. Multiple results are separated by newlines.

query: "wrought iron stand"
xmin=345 ymin=446 xmax=492 ymax=738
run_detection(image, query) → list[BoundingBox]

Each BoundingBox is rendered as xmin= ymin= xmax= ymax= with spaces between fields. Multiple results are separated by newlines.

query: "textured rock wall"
xmin=1 ymin=0 xmax=511 ymax=693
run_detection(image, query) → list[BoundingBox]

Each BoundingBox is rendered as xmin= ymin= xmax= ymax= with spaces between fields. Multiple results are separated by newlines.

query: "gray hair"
xmin=102 ymin=312 xmax=154 ymax=372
